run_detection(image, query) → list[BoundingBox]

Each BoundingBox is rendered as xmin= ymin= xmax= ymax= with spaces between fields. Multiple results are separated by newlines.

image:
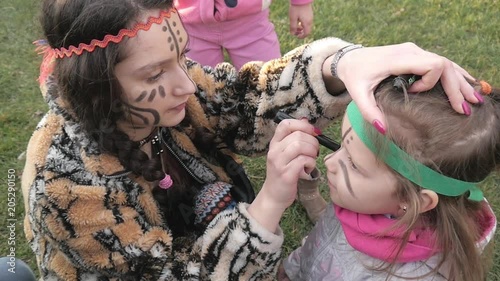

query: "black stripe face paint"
xmin=339 ymin=126 xmax=356 ymax=198
xmin=338 ymin=159 xmax=356 ymax=198
xmin=120 ymin=12 xmax=194 ymax=127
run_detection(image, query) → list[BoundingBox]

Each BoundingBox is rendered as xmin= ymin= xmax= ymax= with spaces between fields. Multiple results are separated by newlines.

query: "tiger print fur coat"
xmin=22 ymin=37 xmax=353 ymax=280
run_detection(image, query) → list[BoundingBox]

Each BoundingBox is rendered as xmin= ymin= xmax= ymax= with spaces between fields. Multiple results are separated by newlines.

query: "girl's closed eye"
xmin=147 ymin=69 xmax=165 ymax=83
xmin=347 ymin=155 xmax=357 ymax=170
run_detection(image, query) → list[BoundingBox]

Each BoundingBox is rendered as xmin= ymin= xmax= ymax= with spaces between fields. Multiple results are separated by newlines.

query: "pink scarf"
xmin=335 ymin=205 xmax=437 ymax=263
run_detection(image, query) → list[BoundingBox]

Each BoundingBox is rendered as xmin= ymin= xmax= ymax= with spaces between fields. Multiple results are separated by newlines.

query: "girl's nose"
xmin=172 ymin=66 xmax=196 ymax=96
xmin=324 ymin=150 xmax=341 ymax=173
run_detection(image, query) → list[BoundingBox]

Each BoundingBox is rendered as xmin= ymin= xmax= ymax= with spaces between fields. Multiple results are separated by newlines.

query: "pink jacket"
xmin=175 ymin=0 xmax=313 ymax=24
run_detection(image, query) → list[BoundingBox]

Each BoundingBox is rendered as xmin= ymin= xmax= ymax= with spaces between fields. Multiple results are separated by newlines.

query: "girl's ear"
xmin=419 ymin=190 xmax=439 ymax=213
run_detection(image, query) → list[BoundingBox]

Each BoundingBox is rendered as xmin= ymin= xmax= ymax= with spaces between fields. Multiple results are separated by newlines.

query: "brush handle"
xmin=273 ymin=112 xmax=341 ymax=151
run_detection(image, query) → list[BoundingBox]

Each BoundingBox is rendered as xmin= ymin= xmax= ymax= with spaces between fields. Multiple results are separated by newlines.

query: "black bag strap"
xmin=213 ymin=149 xmax=255 ymax=203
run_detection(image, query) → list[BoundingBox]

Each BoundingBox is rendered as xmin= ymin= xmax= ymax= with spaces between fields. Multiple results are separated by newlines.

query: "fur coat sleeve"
xmin=22 ymin=37 xmax=353 ymax=280
xmin=187 ymin=37 xmax=352 ymax=156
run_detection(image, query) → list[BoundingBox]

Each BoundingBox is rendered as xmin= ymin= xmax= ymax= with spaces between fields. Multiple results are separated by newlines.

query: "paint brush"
xmin=273 ymin=111 xmax=341 ymax=151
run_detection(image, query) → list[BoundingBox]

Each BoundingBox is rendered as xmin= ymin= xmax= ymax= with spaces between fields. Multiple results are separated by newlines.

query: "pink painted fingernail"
xmin=462 ymin=101 xmax=471 ymax=116
xmin=473 ymin=91 xmax=484 ymax=104
xmin=372 ymin=120 xmax=386 ymax=135
xmin=313 ymin=127 xmax=322 ymax=136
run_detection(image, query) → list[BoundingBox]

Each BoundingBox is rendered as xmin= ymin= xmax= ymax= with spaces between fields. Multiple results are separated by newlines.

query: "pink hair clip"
xmin=159 ymin=174 xmax=173 ymax=189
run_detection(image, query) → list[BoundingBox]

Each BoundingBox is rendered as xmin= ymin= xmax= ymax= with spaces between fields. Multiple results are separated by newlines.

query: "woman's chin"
xmin=162 ymin=109 xmax=186 ymax=127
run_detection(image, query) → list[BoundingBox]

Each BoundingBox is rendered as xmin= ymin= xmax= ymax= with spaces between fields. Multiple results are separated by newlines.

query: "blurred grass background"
xmin=0 ymin=0 xmax=498 ymax=279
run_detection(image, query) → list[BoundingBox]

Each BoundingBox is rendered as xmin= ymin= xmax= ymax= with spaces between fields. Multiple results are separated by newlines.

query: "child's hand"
xmin=289 ymin=3 xmax=314 ymax=39
xmin=262 ymin=118 xmax=319 ymax=209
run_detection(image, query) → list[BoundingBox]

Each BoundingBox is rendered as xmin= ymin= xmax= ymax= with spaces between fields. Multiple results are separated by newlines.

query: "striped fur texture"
xmin=22 ymin=37 xmax=353 ymax=280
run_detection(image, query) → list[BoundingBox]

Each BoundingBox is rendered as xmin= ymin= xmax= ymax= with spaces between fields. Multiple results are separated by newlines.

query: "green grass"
xmin=0 ymin=1 xmax=46 ymax=273
xmin=1 ymin=0 xmax=499 ymax=279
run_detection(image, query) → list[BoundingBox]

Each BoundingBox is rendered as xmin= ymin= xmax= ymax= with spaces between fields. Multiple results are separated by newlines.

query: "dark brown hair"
xmin=40 ymin=0 xmax=208 ymax=236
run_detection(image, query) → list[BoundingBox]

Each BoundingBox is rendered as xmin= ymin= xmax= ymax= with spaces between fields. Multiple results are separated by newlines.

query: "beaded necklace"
xmin=138 ymin=128 xmax=173 ymax=189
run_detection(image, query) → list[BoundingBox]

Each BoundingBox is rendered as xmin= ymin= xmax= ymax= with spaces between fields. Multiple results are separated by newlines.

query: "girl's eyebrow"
xmin=134 ymin=59 xmax=171 ymax=74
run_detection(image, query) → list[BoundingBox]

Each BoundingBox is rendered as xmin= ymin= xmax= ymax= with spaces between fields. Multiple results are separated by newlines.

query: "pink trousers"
xmin=183 ymin=10 xmax=281 ymax=69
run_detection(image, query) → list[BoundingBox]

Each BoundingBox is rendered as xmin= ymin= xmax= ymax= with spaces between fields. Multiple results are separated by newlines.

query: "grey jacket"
xmin=283 ymin=203 xmax=496 ymax=281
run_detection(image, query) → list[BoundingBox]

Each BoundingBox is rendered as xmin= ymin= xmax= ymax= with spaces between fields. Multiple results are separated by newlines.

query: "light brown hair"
xmin=371 ymin=76 xmax=499 ymax=281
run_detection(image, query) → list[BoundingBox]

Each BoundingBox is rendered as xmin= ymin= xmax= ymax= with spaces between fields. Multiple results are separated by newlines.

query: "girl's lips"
xmin=172 ymin=102 xmax=186 ymax=111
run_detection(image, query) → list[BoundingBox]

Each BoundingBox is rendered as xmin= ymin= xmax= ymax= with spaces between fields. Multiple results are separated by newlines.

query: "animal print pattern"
xmin=22 ymin=37 xmax=353 ymax=280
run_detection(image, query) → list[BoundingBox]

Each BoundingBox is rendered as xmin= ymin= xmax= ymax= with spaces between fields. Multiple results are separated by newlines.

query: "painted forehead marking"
xmin=341 ymin=127 xmax=353 ymax=142
xmin=162 ymin=16 xmax=185 ymax=54
xmin=342 ymin=126 xmax=354 ymax=145
xmin=346 ymin=136 xmax=353 ymax=145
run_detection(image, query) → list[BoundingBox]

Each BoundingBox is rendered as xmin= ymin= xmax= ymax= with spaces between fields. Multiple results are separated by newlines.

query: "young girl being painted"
xmin=278 ymin=77 xmax=497 ymax=281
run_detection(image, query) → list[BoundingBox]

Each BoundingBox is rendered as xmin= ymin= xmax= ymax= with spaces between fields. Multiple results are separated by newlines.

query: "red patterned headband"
xmin=35 ymin=9 xmax=175 ymax=84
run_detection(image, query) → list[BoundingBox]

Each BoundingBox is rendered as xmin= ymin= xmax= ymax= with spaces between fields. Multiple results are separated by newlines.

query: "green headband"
xmin=346 ymin=102 xmax=483 ymax=201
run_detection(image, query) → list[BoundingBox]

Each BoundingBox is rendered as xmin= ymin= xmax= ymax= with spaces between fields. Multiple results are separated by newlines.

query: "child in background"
xmin=174 ymin=0 xmax=314 ymax=69
xmin=278 ymin=77 xmax=497 ymax=281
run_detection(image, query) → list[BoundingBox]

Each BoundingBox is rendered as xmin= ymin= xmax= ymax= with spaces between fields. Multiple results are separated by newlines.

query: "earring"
xmin=402 ymin=206 xmax=407 ymax=213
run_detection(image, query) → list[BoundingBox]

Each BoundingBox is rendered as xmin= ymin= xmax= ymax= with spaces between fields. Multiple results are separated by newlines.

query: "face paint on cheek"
xmin=338 ymin=159 xmax=357 ymax=198
xmin=136 ymin=86 xmax=168 ymax=103
xmin=135 ymin=88 xmax=158 ymax=103
xmin=122 ymin=102 xmax=160 ymax=126
xmin=158 ymin=85 xmax=166 ymax=98
xmin=135 ymin=91 xmax=148 ymax=102
xmin=147 ymin=88 xmax=157 ymax=102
